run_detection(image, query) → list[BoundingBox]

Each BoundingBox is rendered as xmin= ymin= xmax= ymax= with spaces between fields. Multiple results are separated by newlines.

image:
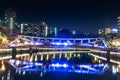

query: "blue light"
xmin=56 ymin=42 xmax=61 ymax=45
xmin=77 ymin=65 xmax=98 ymax=72
xmin=8 ymin=59 xmax=108 ymax=75
xmin=63 ymin=64 xmax=68 ymax=68
xmin=112 ymin=66 xmax=117 ymax=75
xmin=63 ymin=43 xmax=68 ymax=46
xmin=112 ymin=28 xmax=118 ymax=33
xmin=51 ymin=63 xmax=68 ymax=68
xmin=93 ymin=64 xmax=104 ymax=67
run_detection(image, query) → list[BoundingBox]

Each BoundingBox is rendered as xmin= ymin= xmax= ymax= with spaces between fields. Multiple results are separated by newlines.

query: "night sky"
xmin=0 ymin=0 xmax=120 ymax=33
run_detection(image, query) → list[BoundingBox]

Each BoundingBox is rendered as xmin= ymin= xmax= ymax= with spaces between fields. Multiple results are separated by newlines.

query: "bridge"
xmin=8 ymin=35 xmax=108 ymax=48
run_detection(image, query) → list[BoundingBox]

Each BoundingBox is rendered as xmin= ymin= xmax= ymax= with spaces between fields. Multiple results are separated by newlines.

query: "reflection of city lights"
xmin=70 ymin=53 xmax=72 ymax=58
xmin=112 ymin=66 xmax=117 ymax=74
xmin=2 ymin=76 xmax=4 ymax=80
xmin=116 ymin=67 xmax=119 ymax=72
xmin=98 ymin=60 xmax=101 ymax=63
xmin=59 ymin=53 xmax=62 ymax=59
xmin=77 ymin=54 xmax=80 ymax=57
xmin=51 ymin=63 xmax=68 ymax=68
xmin=7 ymin=70 xmax=10 ymax=80
xmin=40 ymin=72 xmax=43 ymax=77
xmin=46 ymin=54 xmax=49 ymax=60
xmin=41 ymin=55 xmax=43 ymax=61
xmin=23 ymin=71 xmax=26 ymax=75
xmin=29 ymin=55 xmax=33 ymax=62
xmin=1 ymin=60 xmax=5 ymax=71
xmin=94 ymin=57 xmax=97 ymax=61
xmin=53 ymin=54 xmax=55 ymax=59
xmin=35 ymin=55 xmax=37 ymax=61
xmin=67 ymin=57 xmax=70 ymax=60
xmin=16 ymin=60 xmax=20 ymax=66
xmin=65 ymin=54 xmax=67 ymax=58
xmin=74 ymin=54 xmax=76 ymax=57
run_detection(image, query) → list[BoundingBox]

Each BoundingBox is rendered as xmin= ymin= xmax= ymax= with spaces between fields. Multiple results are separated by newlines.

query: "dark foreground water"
xmin=0 ymin=52 xmax=119 ymax=80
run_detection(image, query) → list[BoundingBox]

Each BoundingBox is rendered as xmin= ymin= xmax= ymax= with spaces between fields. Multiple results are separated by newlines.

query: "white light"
xmin=64 ymin=43 xmax=68 ymax=46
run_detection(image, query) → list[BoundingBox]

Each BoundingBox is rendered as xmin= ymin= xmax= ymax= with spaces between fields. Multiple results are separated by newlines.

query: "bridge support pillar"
xmin=12 ymin=47 xmax=16 ymax=59
xmin=106 ymin=49 xmax=110 ymax=64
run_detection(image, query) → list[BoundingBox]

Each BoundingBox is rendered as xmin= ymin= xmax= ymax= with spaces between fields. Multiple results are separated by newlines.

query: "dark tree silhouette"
xmin=57 ymin=29 xmax=73 ymax=38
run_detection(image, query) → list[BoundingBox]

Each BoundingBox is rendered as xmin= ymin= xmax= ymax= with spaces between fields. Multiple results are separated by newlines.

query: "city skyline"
xmin=0 ymin=0 xmax=120 ymax=33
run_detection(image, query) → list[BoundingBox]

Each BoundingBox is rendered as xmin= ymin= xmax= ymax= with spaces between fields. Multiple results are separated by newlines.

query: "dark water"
xmin=0 ymin=52 xmax=119 ymax=80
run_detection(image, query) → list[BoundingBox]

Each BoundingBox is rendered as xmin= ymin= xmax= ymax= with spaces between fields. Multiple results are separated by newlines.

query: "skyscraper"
xmin=39 ymin=22 xmax=48 ymax=37
xmin=4 ymin=8 xmax=16 ymax=30
xmin=48 ymin=27 xmax=58 ymax=37
xmin=20 ymin=22 xmax=48 ymax=37
xmin=117 ymin=16 xmax=120 ymax=33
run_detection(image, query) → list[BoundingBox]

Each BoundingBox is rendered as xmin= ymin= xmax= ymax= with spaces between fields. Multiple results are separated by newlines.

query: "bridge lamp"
xmin=63 ymin=64 xmax=68 ymax=68
xmin=56 ymin=42 xmax=61 ymax=46
xmin=63 ymin=42 xmax=68 ymax=46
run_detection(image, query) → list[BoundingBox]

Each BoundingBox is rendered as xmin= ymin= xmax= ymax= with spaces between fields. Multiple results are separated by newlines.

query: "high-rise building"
xmin=4 ymin=8 xmax=16 ymax=30
xmin=39 ymin=22 xmax=48 ymax=37
xmin=0 ymin=19 xmax=7 ymax=26
xmin=117 ymin=16 xmax=120 ymax=33
xmin=5 ymin=8 xmax=16 ymax=20
xmin=20 ymin=22 xmax=48 ymax=37
xmin=54 ymin=27 xmax=58 ymax=37
xmin=20 ymin=23 xmax=39 ymax=36
xmin=48 ymin=27 xmax=58 ymax=37
xmin=98 ymin=29 xmax=104 ymax=35
xmin=105 ymin=28 xmax=110 ymax=35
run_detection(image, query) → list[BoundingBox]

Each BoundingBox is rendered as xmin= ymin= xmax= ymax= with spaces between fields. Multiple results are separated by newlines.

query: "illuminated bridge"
xmin=8 ymin=35 xmax=108 ymax=48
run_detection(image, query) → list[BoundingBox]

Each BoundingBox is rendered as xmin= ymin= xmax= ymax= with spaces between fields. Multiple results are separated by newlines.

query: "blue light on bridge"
xmin=63 ymin=43 xmax=68 ymax=46
xmin=51 ymin=42 xmax=73 ymax=46
xmin=51 ymin=63 xmax=69 ymax=68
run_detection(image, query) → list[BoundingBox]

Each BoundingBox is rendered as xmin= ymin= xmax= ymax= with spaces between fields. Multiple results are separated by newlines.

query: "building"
xmin=117 ymin=16 xmax=120 ymax=33
xmin=48 ymin=27 xmax=58 ymax=37
xmin=5 ymin=8 xmax=16 ymax=21
xmin=98 ymin=29 xmax=104 ymax=35
xmin=20 ymin=22 xmax=48 ymax=37
xmin=4 ymin=8 xmax=16 ymax=30
xmin=105 ymin=28 xmax=111 ymax=35
xmin=98 ymin=27 xmax=117 ymax=35
xmin=39 ymin=22 xmax=48 ymax=37
xmin=0 ymin=19 xmax=7 ymax=27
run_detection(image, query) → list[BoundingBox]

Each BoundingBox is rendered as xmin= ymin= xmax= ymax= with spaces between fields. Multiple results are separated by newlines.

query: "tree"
xmin=57 ymin=29 xmax=73 ymax=38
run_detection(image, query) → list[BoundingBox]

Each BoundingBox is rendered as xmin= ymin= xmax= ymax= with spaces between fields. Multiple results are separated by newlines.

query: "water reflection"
xmin=35 ymin=55 xmax=37 ymax=61
xmin=59 ymin=53 xmax=61 ymax=59
xmin=0 ymin=52 xmax=119 ymax=80
xmin=41 ymin=54 xmax=43 ymax=61
xmin=46 ymin=54 xmax=49 ymax=60
xmin=1 ymin=60 xmax=5 ymax=71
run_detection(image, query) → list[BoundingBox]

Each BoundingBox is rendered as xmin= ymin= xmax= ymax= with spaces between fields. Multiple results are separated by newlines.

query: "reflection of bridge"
xmin=8 ymin=35 xmax=108 ymax=48
xmin=8 ymin=59 xmax=109 ymax=75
